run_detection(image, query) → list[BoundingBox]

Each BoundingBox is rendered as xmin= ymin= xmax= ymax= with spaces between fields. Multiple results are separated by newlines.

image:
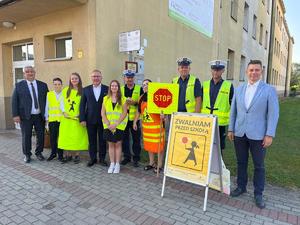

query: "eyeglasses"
xmin=142 ymin=83 xmax=148 ymax=87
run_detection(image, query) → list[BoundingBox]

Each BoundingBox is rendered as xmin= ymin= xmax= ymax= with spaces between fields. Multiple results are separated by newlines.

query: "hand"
xmin=45 ymin=121 xmax=49 ymax=131
xmin=108 ymin=123 xmax=117 ymax=131
xmin=262 ymin=136 xmax=273 ymax=148
xmin=63 ymin=112 xmax=69 ymax=118
xmin=133 ymin=122 xmax=137 ymax=131
xmin=80 ymin=121 xmax=86 ymax=127
xmin=13 ymin=116 xmax=20 ymax=123
xmin=228 ymin=131 xmax=234 ymax=141
xmin=160 ymin=114 xmax=165 ymax=120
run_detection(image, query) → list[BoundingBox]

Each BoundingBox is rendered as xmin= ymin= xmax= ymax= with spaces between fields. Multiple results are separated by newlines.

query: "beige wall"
xmin=0 ymin=2 xmax=96 ymax=128
xmin=95 ymin=0 xmax=217 ymax=84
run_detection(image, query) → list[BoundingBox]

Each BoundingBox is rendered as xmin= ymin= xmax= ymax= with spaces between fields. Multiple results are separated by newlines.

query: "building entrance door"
xmin=12 ymin=42 xmax=34 ymax=85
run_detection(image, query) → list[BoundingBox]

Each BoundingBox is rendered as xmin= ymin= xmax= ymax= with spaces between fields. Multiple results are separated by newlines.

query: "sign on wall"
xmin=119 ymin=30 xmax=141 ymax=52
xmin=168 ymin=0 xmax=214 ymax=37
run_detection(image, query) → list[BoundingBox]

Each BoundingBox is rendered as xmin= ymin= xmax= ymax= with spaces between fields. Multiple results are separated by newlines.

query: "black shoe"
xmin=58 ymin=156 xmax=63 ymax=162
xmin=133 ymin=161 xmax=139 ymax=167
xmin=47 ymin=154 xmax=57 ymax=161
xmin=87 ymin=159 xmax=97 ymax=167
xmin=36 ymin=153 xmax=45 ymax=161
xmin=99 ymin=159 xmax=108 ymax=167
xmin=121 ymin=158 xmax=131 ymax=165
xmin=61 ymin=156 xmax=72 ymax=164
xmin=255 ymin=195 xmax=266 ymax=209
xmin=230 ymin=187 xmax=247 ymax=197
xmin=24 ymin=155 xmax=31 ymax=163
xmin=74 ymin=156 xmax=80 ymax=164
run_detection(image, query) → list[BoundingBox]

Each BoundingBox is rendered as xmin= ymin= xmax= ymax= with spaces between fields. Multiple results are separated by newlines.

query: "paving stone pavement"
xmin=0 ymin=129 xmax=299 ymax=225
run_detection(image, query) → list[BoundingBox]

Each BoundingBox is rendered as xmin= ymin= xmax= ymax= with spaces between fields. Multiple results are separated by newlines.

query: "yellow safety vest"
xmin=202 ymin=80 xmax=231 ymax=126
xmin=47 ymin=91 xmax=63 ymax=122
xmin=121 ymin=84 xmax=141 ymax=121
xmin=103 ymin=96 xmax=128 ymax=131
xmin=172 ymin=74 xmax=196 ymax=112
xmin=62 ymin=87 xmax=80 ymax=119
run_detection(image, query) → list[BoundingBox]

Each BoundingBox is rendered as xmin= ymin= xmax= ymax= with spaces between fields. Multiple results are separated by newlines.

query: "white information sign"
xmin=119 ymin=30 xmax=141 ymax=52
xmin=169 ymin=0 xmax=214 ymax=37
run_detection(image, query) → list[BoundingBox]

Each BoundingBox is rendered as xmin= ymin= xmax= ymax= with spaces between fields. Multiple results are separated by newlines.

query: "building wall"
xmin=0 ymin=2 xmax=96 ymax=129
xmin=94 ymin=0 xmax=219 ymax=85
xmin=241 ymin=0 xmax=272 ymax=82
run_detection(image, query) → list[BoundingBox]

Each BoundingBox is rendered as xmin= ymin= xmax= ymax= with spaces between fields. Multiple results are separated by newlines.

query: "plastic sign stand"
xmin=161 ymin=112 xmax=224 ymax=211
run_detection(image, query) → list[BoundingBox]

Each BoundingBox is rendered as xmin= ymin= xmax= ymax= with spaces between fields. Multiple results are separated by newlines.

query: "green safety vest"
xmin=121 ymin=84 xmax=141 ymax=121
xmin=172 ymin=74 xmax=196 ymax=112
xmin=47 ymin=91 xmax=63 ymax=122
xmin=103 ymin=96 xmax=128 ymax=131
xmin=201 ymin=80 xmax=231 ymax=126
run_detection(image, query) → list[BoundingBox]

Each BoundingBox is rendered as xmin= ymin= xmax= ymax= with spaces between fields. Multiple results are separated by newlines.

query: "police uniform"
xmin=172 ymin=58 xmax=202 ymax=112
xmin=121 ymin=70 xmax=143 ymax=167
xmin=201 ymin=60 xmax=234 ymax=154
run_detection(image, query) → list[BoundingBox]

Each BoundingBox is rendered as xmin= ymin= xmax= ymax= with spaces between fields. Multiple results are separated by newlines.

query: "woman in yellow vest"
xmin=133 ymin=79 xmax=165 ymax=173
xmin=102 ymin=80 xmax=128 ymax=174
xmin=58 ymin=72 xmax=88 ymax=163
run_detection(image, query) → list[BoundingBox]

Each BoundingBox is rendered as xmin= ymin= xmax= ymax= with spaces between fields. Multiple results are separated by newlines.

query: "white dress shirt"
xmin=44 ymin=91 xmax=62 ymax=120
xmin=93 ymin=84 xmax=101 ymax=101
xmin=26 ymin=80 xmax=41 ymax=114
xmin=245 ymin=80 xmax=260 ymax=109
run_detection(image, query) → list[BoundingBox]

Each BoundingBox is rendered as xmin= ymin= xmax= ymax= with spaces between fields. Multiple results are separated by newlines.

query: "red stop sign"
xmin=153 ymin=89 xmax=173 ymax=108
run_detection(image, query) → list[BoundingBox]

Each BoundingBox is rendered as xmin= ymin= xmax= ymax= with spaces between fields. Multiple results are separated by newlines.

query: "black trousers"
xmin=234 ymin=135 xmax=266 ymax=196
xmin=122 ymin=120 xmax=141 ymax=162
xmin=87 ymin=122 xmax=106 ymax=161
xmin=49 ymin=121 xmax=63 ymax=158
xmin=20 ymin=114 xmax=44 ymax=156
xmin=219 ymin=126 xmax=226 ymax=150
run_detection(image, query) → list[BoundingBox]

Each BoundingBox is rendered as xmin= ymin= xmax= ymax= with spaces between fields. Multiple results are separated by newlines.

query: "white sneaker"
xmin=113 ymin=163 xmax=120 ymax=173
xmin=108 ymin=163 xmax=115 ymax=173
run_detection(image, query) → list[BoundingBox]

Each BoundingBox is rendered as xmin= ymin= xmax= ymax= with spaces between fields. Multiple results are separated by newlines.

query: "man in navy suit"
xmin=228 ymin=60 xmax=279 ymax=209
xmin=80 ymin=69 xmax=108 ymax=167
xmin=12 ymin=66 xmax=49 ymax=163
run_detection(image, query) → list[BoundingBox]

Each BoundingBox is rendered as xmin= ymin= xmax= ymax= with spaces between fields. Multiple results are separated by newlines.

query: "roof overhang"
xmin=0 ymin=0 xmax=87 ymax=25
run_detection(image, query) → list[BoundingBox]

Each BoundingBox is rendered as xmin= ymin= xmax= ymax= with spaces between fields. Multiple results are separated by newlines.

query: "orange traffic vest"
xmin=141 ymin=101 xmax=165 ymax=153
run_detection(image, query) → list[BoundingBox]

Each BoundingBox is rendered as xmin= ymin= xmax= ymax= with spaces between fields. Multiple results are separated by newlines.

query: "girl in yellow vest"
xmin=133 ymin=79 xmax=165 ymax=173
xmin=101 ymin=80 xmax=128 ymax=173
xmin=58 ymin=73 xmax=88 ymax=163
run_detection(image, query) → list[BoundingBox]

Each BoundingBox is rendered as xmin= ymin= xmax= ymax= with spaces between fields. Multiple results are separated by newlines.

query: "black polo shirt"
xmin=124 ymin=84 xmax=143 ymax=98
xmin=203 ymin=79 xmax=234 ymax=108
xmin=175 ymin=75 xmax=202 ymax=112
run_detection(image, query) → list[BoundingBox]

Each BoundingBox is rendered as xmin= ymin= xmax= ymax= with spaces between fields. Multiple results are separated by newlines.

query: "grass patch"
xmin=140 ymin=98 xmax=300 ymax=188
xmin=223 ymin=97 xmax=300 ymax=188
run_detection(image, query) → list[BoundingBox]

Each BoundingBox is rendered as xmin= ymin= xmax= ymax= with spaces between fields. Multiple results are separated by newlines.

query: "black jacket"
xmin=12 ymin=80 xmax=48 ymax=120
xmin=79 ymin=84 xmax=108 ymax=124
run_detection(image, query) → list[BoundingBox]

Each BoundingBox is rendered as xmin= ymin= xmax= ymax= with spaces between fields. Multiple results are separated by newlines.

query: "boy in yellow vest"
xmin=45 ymin=78 xmax=63 ymax=161
xmin=201 ymin=60 xmax=234 ymax=155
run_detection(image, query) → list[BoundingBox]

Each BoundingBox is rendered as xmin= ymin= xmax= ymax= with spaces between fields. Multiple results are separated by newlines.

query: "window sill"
xmin=44 ymin=57 xmax=72 ymax=62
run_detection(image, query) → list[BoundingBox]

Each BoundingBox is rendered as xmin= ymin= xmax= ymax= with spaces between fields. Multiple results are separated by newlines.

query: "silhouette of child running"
xmin=183 ymin=141 xmax=199 ymax=166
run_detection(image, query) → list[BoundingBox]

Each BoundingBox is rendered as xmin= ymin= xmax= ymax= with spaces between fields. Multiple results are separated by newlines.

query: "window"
xmin=227 ymin=49 xmax=235 ymax=80
xmin=239 ymin=56 xmax=246 ymax=81
xmin=259 ymin=24 xmax=263 ymax=45
xmin=262 ymin=66 xmax=266 ymax=81
xmin=230 ymin=0 xmax=238 ymax=21
xmin=243 ymin=2 xmax=249 ymax=31
xmin=252 ymin=15 xmax=257 ymax=39
xmin=55 ymin=37 xmax=72 ymax=58
xmin=13 ymin=43 xmax=34 ymax=61
xmin=44 ymin=32 xmax=72 ymax=60
xmin=265 ymin=30 xmax=268 ymax=49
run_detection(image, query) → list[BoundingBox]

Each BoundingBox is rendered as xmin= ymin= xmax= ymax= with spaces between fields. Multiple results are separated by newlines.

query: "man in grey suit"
xmin=228 ymin=60 xmax=279 ymax=209
xmin=12 ymin=66 xmax=49 ymax=163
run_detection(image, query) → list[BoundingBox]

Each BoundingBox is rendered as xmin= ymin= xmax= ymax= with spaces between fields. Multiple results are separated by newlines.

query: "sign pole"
xmin=156 ymin=110 xmax=164 ymax=177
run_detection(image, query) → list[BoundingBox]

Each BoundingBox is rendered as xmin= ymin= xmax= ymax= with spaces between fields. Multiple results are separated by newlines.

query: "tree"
xmin=290 ymin=63 xmax=300 ymax=88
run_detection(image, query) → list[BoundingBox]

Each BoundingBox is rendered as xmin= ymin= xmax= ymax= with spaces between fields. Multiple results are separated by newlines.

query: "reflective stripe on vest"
xmin=121 ymin=84 xmax=141 ymax=121
xmin=172 ymin=74 xmax=196 ymax=112
xmin=102 ymin=96 xmax=128 ymax=131
xmin=140 ymin=101 xmax=164 ymax=152
xmin=201 ymin=80 xmax=231 ymax=126
xmin=47 ymin=91 xmax=63 ymax=122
